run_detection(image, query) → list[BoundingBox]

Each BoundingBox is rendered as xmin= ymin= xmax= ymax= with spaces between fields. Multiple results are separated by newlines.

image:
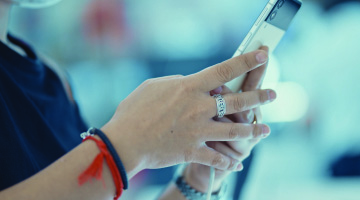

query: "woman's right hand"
xmin=101 ymin=49 xmax=276 ymax=178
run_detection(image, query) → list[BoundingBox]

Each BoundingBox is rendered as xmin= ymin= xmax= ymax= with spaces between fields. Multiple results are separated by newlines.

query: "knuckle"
xmin=239 ymin=126 xmax=251 ymax=138
xmin=233 ymin=96 xmax=247 ymax=112
xmin=229 ymin=124 xmax=239 ymax=140
xmin=142 ymin=78 xmax=156 ymax=87
xmin=216 ymin=63 xmax=234 ymax=83
xmin=242 ymin=55 xmax=255 ymax=70
xmin=142 ymin=79 xmax=151 ymax=86
xmin=212 ymin=153 xmax=225 ymax=167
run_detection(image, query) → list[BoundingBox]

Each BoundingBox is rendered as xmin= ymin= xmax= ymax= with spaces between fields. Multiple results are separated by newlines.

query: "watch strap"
xmin=175 ymin=176 xmax=226 ymax=200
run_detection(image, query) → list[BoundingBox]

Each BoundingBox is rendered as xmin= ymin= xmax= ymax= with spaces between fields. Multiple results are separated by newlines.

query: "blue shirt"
xmin=0 ymin=34 xmax=87 ymax=191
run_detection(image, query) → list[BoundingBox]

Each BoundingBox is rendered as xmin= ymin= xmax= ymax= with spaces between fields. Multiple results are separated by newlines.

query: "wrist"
xmin=175 ymin=165 xmax=227 ymax=200
xmin=101 ymin=124 xmax=143 ymax=179
xmin=184 ymin=164 xmax=223 ymax=193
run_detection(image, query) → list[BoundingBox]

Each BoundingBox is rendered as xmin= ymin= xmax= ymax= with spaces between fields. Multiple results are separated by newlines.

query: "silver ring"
xmin=213 ymin=94 xmax=226 ymax=118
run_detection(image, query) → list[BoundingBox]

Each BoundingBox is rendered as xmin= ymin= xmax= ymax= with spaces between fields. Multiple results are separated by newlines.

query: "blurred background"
xmin=8 ymin=0 xmax=360 ymax=199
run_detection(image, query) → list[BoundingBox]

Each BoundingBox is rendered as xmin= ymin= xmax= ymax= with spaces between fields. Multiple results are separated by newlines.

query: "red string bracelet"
xmin=78 ymin=136 xmax=123 ymax=200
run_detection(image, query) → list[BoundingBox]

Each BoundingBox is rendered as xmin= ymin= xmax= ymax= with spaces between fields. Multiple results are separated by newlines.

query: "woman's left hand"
xmin=185 ymin=46 xmax=270 ymax=193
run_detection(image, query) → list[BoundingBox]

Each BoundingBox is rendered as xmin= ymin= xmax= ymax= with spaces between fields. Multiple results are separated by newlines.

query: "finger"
xmin=218 ymin=85 xmax=249 ymax=123
xmin=216 ymin=116 xmax=233 ymax=123
xmin=214 ymin=90 xmax=238 ymax=123
xmin=210 ymin=86 xmax=223 ymax=95
xmin=207 ymin=142 xmax=243 ymax=163
xmin=189 ymin=50 xmax=268 ymax=92
xmin=234 ymin=105 xmax=262 ymax=124
xmin=226 ymin=136 xmax=261 ymax=156
xmin=208 ymin=89 xmax=276 ymax=117
xmin=242 ymin=65 xmax=266 ymax=91
xmin=207 ymin=142 xmax=244 ymax=171
xmin=241 ymin=46 xmax=269 ymax=92
xmin=192 ymin=146 xmax=241 ymax=171
xmin=233 ymin=109 xmax=255 ymax=124
xmin=204 ymin=123 xmax=271 ymax=141
xmin=219 ymin=85 xmax=234 ymax=95
xmin=213 ymin=86 xmax=263 ymax=123
xmin=225 ymin=89 xmax=275 ymax=115
xmin=249 ymin=137 xmax=262 ymax=145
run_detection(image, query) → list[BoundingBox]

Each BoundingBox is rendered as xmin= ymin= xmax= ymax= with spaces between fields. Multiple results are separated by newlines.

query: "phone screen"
xmin=266 ymin=0 xmax=301 ymax=31
xmin=226 ymin=0 xmax=302 ymax=92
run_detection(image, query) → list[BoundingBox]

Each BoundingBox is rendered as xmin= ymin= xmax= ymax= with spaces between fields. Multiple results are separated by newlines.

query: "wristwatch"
xmin=175 ymin=176 xmax=227 ymax=200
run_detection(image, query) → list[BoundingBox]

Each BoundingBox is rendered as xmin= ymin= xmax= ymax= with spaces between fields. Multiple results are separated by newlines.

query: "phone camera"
xmin=277 ymin=0 xmax=285 ymax=9
xmin=270 ymin=10 xmax=277 ymax=20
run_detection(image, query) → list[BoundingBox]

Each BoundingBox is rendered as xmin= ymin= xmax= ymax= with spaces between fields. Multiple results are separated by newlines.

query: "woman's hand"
xmin=185 ymin=46 xmax=271 ymax=193
xmin=101 ymin=49 xmax=276 ymax=178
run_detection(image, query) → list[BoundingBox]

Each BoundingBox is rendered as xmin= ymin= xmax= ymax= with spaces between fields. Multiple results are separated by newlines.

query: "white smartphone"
xmin=225 ymin=0 xmax=302 ymax=92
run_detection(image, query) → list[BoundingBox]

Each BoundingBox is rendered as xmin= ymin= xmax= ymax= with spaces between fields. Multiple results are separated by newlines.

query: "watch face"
xmin=5 ymin=0 xmax=62 ymax=8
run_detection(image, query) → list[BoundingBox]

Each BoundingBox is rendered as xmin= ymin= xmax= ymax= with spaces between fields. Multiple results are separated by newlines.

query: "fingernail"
xmin=237 ymin=163 xmax=244 ymax=171
xmin=262 ymin=125 xmax=271 ymax=138
xmin=256 ymin=51 xmax=268 ymax=64
xmin=266 ymin=90 xmax=277 ymax=102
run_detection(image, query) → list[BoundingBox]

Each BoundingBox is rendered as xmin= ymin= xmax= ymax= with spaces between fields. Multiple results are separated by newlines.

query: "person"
xmin=0 ymin=0 xmax=276 ymax=199
xmin=158 ymin=46 xmax=271 ymax=200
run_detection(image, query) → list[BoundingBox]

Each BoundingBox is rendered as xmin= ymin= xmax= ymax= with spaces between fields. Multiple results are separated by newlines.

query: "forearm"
xmin=0 ymin=138 xmax=130 ymax=200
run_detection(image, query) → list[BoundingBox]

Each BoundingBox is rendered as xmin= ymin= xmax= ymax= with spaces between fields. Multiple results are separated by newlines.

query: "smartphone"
xmin=225 ymin=0 xmax=302 ymax=92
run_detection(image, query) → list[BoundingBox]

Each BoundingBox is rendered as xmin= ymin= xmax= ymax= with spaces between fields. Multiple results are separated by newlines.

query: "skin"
xmin=159 ymin=47 xmax=270 ymax=199
xmin=0 ymin=1 xmax=277 ymax=199
xmin=187 ymin=47 xmax=270 ymax=192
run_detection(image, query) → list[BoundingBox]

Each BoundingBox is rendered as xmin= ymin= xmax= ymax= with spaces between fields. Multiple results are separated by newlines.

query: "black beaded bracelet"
xmin=88 ymin=128 xmax=129 ymax=189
